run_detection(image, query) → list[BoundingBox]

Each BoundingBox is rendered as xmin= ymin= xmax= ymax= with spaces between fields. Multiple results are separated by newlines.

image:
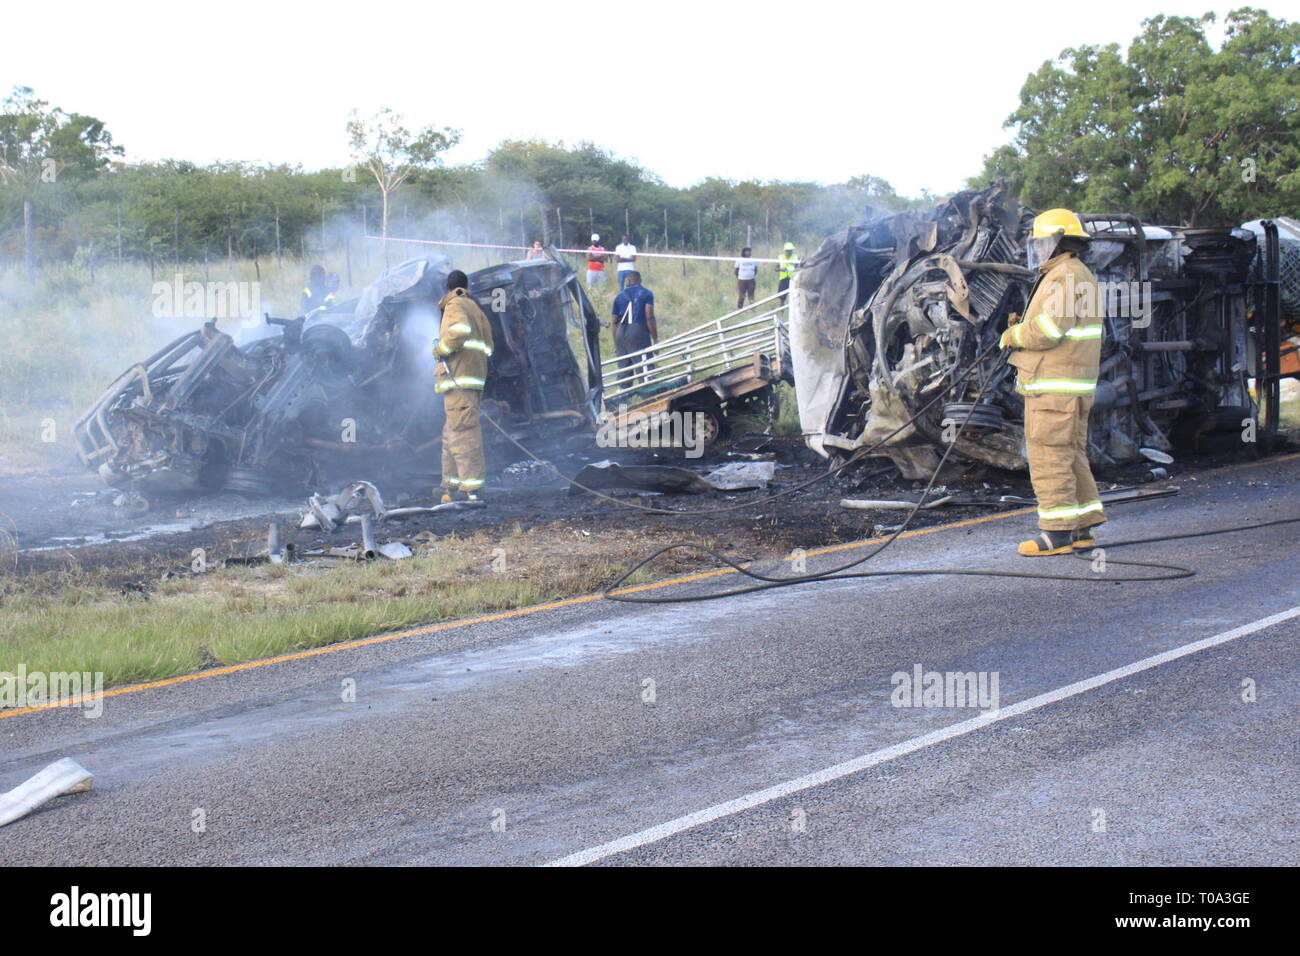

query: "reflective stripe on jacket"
xmin=434 ymin=288 xmax=494 ymax=392
xmin=301 ymin=284 xmax=333 ymax=316
xmin=1001 ymin=252 xmax=1103 ymax=395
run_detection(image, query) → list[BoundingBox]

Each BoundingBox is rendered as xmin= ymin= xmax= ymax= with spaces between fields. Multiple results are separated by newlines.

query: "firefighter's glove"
xmin=998 ymin=313 xmax=1022 ymax=350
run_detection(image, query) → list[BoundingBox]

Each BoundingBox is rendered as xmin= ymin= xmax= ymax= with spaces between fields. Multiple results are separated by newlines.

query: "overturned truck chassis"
xmin=790 ymin=185 xmax=1283 ymax=479
xmin=74 ymin=253 xmax=603 ymax=499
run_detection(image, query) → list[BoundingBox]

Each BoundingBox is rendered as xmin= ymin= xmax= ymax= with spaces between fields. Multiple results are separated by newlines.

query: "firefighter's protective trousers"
xmin=441 ymin=388 xmax=485 ymax=492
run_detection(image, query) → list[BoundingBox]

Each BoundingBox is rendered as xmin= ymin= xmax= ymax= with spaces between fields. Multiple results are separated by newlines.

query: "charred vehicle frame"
xmin=74 ymin=251 xmax=604 ymax=501
xmin=790 ymin=185 xmax=1290 ymax=480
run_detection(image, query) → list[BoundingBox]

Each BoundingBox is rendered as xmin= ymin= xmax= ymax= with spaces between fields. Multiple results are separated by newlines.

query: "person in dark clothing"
xmin=610 ymin=271 xmax=658 ymax=383
xmin=300 ymin=265 xmax=334 ymax=317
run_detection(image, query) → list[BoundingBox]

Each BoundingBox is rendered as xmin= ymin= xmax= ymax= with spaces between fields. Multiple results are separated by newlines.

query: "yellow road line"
xmin=5 ymin=451 xmax=1297 ymax=720
xmin=2 ymin=507 xmax=1038 ymax=720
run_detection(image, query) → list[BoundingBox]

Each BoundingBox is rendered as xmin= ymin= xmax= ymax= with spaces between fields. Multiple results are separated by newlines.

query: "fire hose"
xmin=477 ymin=342 xmax=1300 ymax=603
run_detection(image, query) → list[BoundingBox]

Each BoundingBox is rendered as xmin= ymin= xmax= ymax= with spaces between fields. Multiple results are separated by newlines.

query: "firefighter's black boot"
xmin=1071 ymin=527 xmax=1098 ymax=550
xmin=1018 ymin=530 xmax=1074 ymax=556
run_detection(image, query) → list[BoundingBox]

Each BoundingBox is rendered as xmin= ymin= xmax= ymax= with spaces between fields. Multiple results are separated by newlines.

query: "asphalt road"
xmin=2 ymin=453 xmax=1298 ymax=866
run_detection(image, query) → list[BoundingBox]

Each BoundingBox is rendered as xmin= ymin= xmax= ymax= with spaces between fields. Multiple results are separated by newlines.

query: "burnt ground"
xmin=1 ymin=429 xmax=1294 ymax=593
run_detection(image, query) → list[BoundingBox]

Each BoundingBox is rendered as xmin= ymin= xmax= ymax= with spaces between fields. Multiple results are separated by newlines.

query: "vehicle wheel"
xmin=301 ymin=323 xmax=359 ymax=378
xmin=683 ymin=406 xmax=725 ymax=449
xmin=224 ymin=467 xmax=274 ymax=498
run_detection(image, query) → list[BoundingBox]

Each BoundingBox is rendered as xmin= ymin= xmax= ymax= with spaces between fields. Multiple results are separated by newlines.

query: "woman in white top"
xmin=734 ymin=247 xmax=758 ymax=309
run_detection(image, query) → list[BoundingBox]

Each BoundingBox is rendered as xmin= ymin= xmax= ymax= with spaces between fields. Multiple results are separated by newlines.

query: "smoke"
xmin=397 ymin=300 xmax=445 ymax=434
xmin=1 ymin=173 xmax=554 ymax=427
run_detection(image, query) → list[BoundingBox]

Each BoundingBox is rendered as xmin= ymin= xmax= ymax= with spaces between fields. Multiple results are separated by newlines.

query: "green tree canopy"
xmin=0 ymin=86 xmax=121 ymax=192
xmin=975 ymin=8 xmax=1300 ymax=225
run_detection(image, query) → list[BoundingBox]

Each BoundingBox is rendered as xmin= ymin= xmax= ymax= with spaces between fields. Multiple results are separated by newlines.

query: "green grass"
xmin=0 ymin=529 xmax=672 ymax=690
xmin=1280 ymin=391 xmax=1299 ymax=429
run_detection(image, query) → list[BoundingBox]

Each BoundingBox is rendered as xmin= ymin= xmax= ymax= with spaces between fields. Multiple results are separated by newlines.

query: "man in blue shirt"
xmin=610 ymin=271 xmax=658 ymax=381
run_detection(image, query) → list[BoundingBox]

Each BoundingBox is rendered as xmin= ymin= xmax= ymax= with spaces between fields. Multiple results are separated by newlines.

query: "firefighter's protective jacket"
xmin=999 ymin=252 xmax=1104 ymax=395
xmin=434 ymin=288 xmax=494 ymax=392
xmin=301 ymin=284 xmax=335 ymax=317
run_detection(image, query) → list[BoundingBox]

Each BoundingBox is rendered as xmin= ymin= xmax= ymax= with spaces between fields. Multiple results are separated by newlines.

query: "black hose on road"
xmin=475 ymin=343 xmax=1297 ymax=604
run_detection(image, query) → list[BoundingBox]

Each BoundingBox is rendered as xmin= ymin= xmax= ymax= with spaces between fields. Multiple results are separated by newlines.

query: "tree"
xmin=0 ymin=85 xmax=121 ymax=281
xmin=973 ymin=8 xmax=1300 ymax=225
xmin=346 ymin=108 xmax=459 ymax=257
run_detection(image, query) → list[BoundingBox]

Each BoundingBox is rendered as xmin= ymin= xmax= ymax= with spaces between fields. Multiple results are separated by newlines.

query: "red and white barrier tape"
xmin=365 ymin=235 xmax=786 ymax=264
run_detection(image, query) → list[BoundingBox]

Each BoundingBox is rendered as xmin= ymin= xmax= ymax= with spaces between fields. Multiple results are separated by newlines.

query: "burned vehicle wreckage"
xmin=790 ymin=184 xmax=1291 ymax=480
xmin=74 ymin=254 xmax=603 ymax=501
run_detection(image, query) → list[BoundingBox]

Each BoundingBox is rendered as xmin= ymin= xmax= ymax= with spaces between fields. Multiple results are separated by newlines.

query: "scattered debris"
xmin=112 ymin=492 xmax=150 ymax=516
xmin=302 ymin=480 xmax=385 ymax=530
xmin=0 ymin=758 xmax=94 ymax=828
xmin=502 ymin=460 xmax=554 ymax=484
xmin=301 ymin=494 xmax=483 ymax=529
xmin=306 ymin=495 xmax=341 ymax=532
xmin=705 ymin=460 xmax=777 ymax=490
xmin=267 ymin=522 xmax=283 ymax=564
xmin=376 ymin=541 xmax=413 ymax=560
xmin=1001 ymin=485 xmax=1179 ymax=506
xmin=360 ymin=514 xmax=378 ymax=560
xmin=336 ymin=481 xmax=387 ymax=519
xmin=840 ymin=495 xmax=955 ymax=511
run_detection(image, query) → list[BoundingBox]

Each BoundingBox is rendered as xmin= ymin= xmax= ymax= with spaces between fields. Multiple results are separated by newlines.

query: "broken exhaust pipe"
xmin=359 ymin=514 xmax=378 ymax=561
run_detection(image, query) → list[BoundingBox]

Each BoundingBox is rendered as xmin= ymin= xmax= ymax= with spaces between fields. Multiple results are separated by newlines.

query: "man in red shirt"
xmin=586 ymin=233 xmax=608 ymax=291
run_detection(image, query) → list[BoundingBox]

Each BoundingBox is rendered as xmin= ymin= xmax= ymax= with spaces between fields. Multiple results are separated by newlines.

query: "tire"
xmin=682 ymin=405 xmax=725 ymax=449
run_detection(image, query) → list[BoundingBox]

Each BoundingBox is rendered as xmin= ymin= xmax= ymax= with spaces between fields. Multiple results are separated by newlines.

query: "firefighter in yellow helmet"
xmin=998 ymin=208 xmax=1106 ymax=556
xmin=434 ymin=270 xmax=494 ymax=503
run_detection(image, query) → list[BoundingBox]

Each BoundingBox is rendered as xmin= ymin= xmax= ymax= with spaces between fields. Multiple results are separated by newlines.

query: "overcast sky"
xmin=6 ymin=0 xmax=1297 ymax=197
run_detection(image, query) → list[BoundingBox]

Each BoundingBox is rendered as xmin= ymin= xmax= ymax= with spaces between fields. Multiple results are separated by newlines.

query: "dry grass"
xmin=0 ymin=521 xmax=731 ymax=690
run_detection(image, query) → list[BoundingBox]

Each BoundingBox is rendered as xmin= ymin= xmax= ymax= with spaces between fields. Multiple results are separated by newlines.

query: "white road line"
xmin=545 ymin=604 xmax=1300 ymax=867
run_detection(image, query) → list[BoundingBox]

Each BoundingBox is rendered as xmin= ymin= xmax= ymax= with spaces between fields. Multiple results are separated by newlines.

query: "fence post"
xmin=23 ymin=199 xmax=36 ymax=285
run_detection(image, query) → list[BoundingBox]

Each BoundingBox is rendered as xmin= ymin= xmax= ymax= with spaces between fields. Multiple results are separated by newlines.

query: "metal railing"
xmin=601 ymin=292 xmax=790 ymax=402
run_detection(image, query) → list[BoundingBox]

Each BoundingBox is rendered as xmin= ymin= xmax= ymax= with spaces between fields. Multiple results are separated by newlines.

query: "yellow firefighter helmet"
xmin=1032 ymin=208 xmax=1088 ymax=239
